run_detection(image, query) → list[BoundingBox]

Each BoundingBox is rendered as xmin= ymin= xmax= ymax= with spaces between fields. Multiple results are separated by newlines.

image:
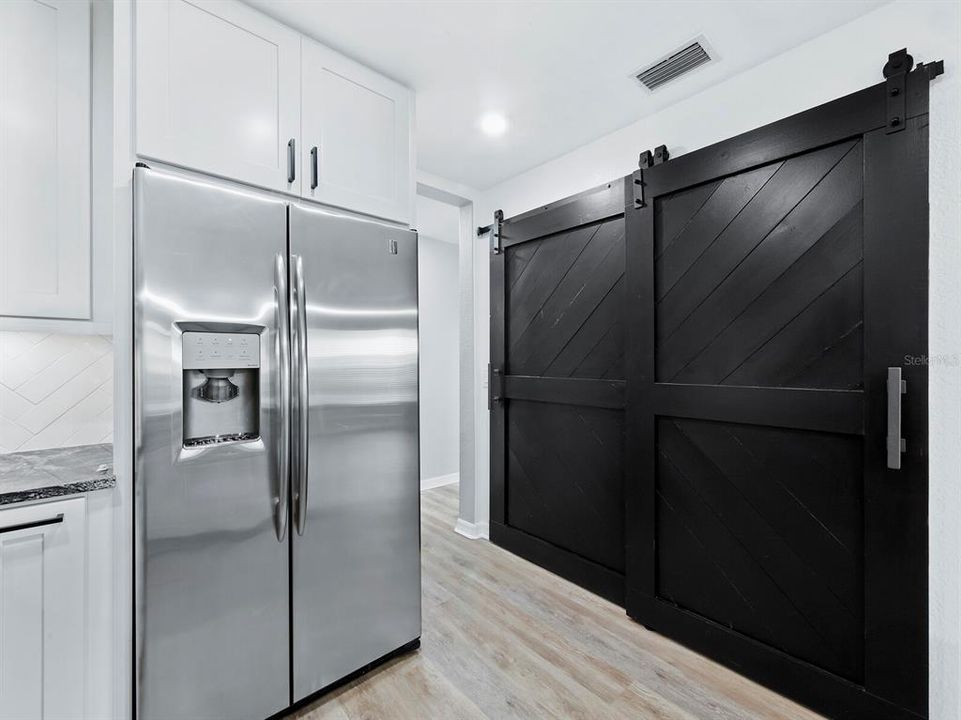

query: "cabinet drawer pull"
xmin=310 ymin=146 xmax=319 ymax=190
xmin=0 ymin=513 xmax=64 ymax=535
xmin=287 ymin=138 xmax=296 ymax=184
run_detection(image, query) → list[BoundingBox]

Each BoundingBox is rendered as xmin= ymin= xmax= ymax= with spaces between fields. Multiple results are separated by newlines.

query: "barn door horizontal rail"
xmin=650 ymin=384 xmax=865 ymax=435
xmin=490 ymin=374 xmax=625 ymax=410
xmin=479 ymin=179 xmax=627 ymax=246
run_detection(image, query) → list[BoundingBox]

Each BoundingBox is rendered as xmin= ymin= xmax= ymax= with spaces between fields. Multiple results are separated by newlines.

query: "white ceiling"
xmin=248 ymin=0 xmax=887 ymax=190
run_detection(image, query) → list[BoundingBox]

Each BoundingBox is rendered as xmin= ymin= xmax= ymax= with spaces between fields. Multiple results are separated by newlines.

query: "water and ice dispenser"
xmin=182 ymin=331 xmax=261 ymax=447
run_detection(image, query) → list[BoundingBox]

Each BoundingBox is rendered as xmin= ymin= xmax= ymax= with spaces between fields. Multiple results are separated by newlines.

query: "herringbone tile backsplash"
xmin=0 ymin=332 xmax=113 ymax=454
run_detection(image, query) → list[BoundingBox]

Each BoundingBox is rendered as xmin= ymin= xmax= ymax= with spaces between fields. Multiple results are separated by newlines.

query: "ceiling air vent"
xmin=634 ymin=38 xmax=713 ymax=91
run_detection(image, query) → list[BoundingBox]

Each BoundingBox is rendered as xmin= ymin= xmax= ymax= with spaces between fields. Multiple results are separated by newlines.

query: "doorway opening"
xmin=415 ymin=182 xmax=482 ymax=537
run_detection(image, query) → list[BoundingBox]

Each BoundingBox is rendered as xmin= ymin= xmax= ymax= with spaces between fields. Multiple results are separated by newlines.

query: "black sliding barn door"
xmin=490 ymin=181 xmax=627 ymax=604
xmin=625 ymin=62 xmax=934 ymax=719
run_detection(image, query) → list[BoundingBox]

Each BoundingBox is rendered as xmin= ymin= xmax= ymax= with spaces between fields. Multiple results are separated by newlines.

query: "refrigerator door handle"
xmin=293 ymin=254 xmax=310 ymax=535
xmin=275 ymin=254 xmax=292 ymax=542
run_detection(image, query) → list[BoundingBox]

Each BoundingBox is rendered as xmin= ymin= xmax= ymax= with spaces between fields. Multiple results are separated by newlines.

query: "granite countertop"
xmin=0 ymin=443 xmax=115 ymax=506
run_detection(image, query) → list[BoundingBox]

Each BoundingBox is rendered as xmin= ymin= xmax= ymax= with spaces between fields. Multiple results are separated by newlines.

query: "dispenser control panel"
xmin=182 ymin=332 xmax=260 ymax=370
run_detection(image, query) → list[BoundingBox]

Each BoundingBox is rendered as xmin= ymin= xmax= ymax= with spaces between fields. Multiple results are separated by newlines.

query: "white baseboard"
xmin=421 ymin=472 xmax=459 ymax=491
xmin=454 ymin=518 xmax=489 ymax=540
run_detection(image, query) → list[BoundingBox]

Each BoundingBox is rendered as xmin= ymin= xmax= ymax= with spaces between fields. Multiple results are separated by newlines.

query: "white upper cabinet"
xmin=0 ymin=0 xmax=90 ymax=320
xmin=300 ymin=38 xmax=412 ymax=223
xmin=136 ymin=0 xmax=301 ymax=194
xmin=135 ymin=0 xmax=414 ymax=223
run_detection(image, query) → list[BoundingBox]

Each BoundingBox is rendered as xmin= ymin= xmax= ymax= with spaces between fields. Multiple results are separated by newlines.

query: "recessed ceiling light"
xmin=479 ymin=112 xmax=508 ymax=137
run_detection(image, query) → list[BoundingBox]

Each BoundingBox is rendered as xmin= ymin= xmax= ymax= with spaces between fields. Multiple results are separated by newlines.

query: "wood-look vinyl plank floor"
xmin=289 ymin=484 xmax=823 ymax=720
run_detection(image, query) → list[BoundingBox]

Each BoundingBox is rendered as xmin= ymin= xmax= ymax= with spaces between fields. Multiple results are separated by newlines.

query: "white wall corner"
xmin=454 ymin=517 xmax=489 ymax=540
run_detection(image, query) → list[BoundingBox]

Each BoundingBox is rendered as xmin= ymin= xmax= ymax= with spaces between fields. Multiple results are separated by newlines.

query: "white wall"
xmin=928 ymin=49 xmax=961 ymax=720
xmin=417 ymin=194 xmax=461 ymax=487
xmin=474 ymin=1 xmax=961 ymax=716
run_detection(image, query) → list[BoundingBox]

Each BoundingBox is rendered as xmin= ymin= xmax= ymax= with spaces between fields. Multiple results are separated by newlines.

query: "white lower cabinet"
xmin=0 ymin=498 xmax=85 ymax=720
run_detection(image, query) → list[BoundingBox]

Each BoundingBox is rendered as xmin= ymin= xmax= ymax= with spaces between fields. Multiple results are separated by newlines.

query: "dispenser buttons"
xmin=182 ymin=332 xmax=260 ymax=370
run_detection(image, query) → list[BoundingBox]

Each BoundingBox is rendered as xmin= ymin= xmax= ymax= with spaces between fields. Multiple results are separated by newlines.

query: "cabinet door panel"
xmin=0 ymin=497 xmax=85 ymax=720
xmin=0 ymin=533 xmax=43 ymax=719
xmin=0 ymin=0 xmax=90 ymax=319
xmin=137 ymin=0 xmax=300 ymax=193
xmin=301 ymin=38 xmax=411 ymax=223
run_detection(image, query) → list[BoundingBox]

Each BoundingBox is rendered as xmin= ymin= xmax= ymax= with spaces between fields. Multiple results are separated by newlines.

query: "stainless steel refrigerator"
xmin=133 ymin=166 xmax=421 ymax=720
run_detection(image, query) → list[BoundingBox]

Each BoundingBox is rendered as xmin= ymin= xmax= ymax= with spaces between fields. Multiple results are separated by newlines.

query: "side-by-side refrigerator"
xmin=133 ymin=166 xmax=421 ymax=720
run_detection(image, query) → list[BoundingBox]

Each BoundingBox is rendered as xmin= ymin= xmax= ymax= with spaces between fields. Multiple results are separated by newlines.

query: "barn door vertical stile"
xmin=489 ymin=209 xmax=507 ymax=530
xmin=862 ymin=48 xmax=933 ymax=714
xmin=624 ymin=147 xmax=658 ymax=605
xmin=624 ymin=50 xmax=940 ymax=720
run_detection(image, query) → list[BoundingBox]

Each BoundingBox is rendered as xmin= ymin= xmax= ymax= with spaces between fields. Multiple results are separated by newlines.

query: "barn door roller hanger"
xmin=631 ymin=144 xmax=670 ymax=209
xmin=883 ymin=47 xmax=942 ymax=133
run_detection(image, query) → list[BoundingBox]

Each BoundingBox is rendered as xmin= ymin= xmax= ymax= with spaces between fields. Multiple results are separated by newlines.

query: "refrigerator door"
xmin=289 ymin=203 xmax=421 ymax=701
xmin=134 ymin=167 xmax=290 ymax=720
